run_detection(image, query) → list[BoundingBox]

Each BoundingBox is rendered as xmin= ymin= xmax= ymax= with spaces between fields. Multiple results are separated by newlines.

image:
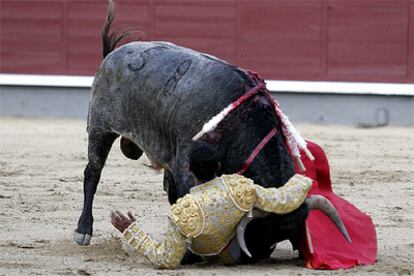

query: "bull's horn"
xmin=237 ymin=214 xmax=253 ymax=258
xmin=305 ymin=195 xmax=352 ymax=243
xmin=236 ymin=209 xmax=267 ymax=258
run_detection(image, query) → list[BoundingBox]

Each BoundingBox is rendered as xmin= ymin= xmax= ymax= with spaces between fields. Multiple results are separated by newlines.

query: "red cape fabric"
xmin=296 ymin=141 xmax=377 ymax=270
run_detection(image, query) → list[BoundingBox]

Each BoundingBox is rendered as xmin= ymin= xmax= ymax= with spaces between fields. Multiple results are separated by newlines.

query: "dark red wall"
xmin=1 ymin=0 xmax=413 ymax=83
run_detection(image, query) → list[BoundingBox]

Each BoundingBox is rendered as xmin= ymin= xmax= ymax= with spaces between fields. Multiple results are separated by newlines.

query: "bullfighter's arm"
xmin=122 ymin=219 xmax=187 ymax=269
xmin=254 ymin=174 xmax=312 ymax=214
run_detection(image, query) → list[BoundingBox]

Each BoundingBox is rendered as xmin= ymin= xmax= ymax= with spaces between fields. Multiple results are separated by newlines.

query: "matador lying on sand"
xmin=111 ymin=142 xmax=351 ymax=269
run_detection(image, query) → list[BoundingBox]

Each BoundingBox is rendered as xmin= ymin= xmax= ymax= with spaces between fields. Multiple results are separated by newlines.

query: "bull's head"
xmin=194 ymin=91 xmax=295 ymax=189
xmin=190 ymin=72 xmax=328 ymax=261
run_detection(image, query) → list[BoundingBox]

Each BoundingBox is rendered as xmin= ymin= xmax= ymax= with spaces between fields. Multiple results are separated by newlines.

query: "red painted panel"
xmin=153 ymin=0 xmax=236 ymax=62
xmin=411 ymin=1 xmax=414 ymax=81
xmin=65 ymin=1 xmax=104 ymax=74
xmin=0 ymin=0 xmax=413 ymax=83
xmin=237 ymin=0 xmax=323 ymax=79
xmin=327 ymin=0 xmax=409 ymax=81
xmin=0 ymin=1 xmax=64 ymax=73
xmin=65 ymin=1 xmax=151 ymax=75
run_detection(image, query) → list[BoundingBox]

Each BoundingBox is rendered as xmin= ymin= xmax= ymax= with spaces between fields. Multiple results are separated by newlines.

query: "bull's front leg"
xmin=164 ymin=166 xmax=194 ymax=204
xmin=74 ymin=131 xmax=118 ymax=245
xmin=165 ymin=157 xmax=203 ymax=265
xmin=163 ymin=170 xmax=178 ymax=205
xmin=165 ymin=145 xmax=195 ymax=204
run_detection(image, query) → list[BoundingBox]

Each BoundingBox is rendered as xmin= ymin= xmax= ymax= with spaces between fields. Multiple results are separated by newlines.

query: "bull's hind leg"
xmin=74 ymin=130 xmax=118 ymax=245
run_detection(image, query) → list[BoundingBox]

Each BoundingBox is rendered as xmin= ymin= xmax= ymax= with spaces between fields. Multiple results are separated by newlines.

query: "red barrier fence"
xmin=1 ymin=0 xmax=413 ymax=83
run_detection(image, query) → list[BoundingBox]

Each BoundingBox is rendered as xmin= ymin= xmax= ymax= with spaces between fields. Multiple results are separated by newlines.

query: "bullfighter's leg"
xmin=74 ymin=130 xmax=118 ymax=245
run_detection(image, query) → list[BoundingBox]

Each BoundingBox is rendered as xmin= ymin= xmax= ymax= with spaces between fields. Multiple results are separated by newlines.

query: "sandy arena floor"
xmin=0 ymin=117 xmax=413 ymax=275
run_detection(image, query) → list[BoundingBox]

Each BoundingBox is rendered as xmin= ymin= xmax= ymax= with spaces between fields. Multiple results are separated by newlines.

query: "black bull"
xmin=74 ymin=3 xmax=309 ymax=262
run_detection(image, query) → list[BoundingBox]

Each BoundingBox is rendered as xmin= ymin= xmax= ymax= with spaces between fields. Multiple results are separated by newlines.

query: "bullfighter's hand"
xmin=111 ymin=210 xmax=136 ymax=233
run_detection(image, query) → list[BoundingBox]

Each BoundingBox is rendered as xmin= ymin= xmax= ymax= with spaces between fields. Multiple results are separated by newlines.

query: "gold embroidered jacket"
xmin=122 ymin=174 xmax=312 ymax=269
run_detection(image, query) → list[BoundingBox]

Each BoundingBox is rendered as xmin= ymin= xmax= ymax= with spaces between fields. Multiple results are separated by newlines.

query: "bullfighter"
xmin=111 ymin=142 xmax=350 ymax=269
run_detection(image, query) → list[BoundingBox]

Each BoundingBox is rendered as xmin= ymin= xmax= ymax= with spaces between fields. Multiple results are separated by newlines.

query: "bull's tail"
xmin=102 ymin=0 xmax=141 ymax=58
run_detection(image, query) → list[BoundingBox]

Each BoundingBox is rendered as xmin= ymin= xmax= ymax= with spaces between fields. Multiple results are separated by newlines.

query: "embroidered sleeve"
xmin=254 ymin=174 xmax=312 ymax=214
xmin=122 ymin=219 xmax=187 ymax=269
xmin=223 ymin=174 xmax=257 ymax=212
xmin=168 ymin=194 xmax=205 ymax=238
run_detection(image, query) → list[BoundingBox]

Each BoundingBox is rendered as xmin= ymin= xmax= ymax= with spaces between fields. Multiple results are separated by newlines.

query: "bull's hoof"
xmin=73 ymin=231 xmax=92 ymax=246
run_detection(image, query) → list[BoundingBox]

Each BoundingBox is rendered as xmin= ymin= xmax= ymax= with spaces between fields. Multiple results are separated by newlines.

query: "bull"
xmin=75 ymin=0 xmax=315 ymax=262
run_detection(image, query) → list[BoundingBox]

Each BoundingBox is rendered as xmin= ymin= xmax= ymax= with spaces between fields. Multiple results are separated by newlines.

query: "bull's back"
xmin=89 ymin=41 xmax=250 ymax=165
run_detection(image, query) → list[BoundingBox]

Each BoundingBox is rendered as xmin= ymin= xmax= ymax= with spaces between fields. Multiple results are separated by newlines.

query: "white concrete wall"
xmin=1 ymin=74 xmax=413 ymax=126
